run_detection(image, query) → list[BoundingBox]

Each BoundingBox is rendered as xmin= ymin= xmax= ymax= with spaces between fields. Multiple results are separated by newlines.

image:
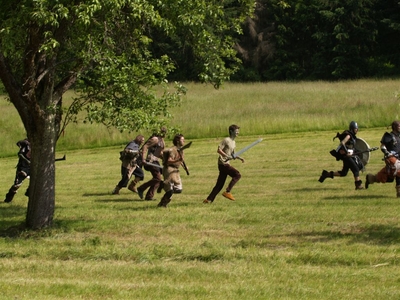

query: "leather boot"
xmin=128 ymin=179 xmax=138 ymax=193
xmin=157 ymin=181 xmax=165 ymax=193
xmin=112 ymin=186 xmax=121 ymax=195
xmin=4 ymin=189 xmax=16 ymax=203
xmin=157 ymin=191 xmax=173 ymax=207
xmin=396 ymin=185 xmax=400 ymax=198
xmin=355 ymin=180 xmax=364 ymax=190
xmin=157 ymin=196 xmax=171 ymax=208
xmin=365 ymin=174 xmax=376 ymax=189
xmin=318 ymin=170 xmax=334 ymax=183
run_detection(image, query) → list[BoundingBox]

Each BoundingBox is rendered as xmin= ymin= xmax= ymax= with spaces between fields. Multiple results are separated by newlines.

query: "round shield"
xmin=355 ymin=137 xmax=371 ymax=166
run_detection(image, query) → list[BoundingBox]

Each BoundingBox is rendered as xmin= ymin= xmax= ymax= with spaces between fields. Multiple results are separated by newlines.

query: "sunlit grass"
xmin=1 ymin=81 xmax=400 ymax=298
xmin=2 ymin=79 xmax=400 ymax=156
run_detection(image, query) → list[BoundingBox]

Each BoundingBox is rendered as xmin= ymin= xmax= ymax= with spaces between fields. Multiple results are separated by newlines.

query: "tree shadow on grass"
xmin=0 ymin=204 xmax=27 ymax=234
xmin=292 ymin=187 xmax=343 ymax=192
xmin=266 ymin=224 xmax=400 ymax=247
xmin=323 ymin=194 xmax=389 ymax=200
xmin=83 ymin=192 xmax=118 ymax=197
xmin=94 ymin=198 xmax=143 ymax=203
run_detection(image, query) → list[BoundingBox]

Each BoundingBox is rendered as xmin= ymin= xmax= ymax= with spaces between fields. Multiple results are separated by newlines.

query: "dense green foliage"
xmin=231 ymin=0 xmax=400 ymax=81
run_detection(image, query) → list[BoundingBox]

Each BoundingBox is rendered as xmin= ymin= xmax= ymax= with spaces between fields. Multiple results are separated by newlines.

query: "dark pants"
xmin=339 ymin=156 xmax=361 ymax=177
xmin=4 ymin=166 xmax=30 ymax=203
xmin=207 ymin=164 xmax=241 ymax=202
xmin=138 ymin=163 xmax=162 ymax=200
xmin=117 ymin=166 xmax=144 ymax=188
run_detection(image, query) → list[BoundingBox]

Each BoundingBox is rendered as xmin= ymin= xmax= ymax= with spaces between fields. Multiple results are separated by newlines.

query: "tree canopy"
xmin=0 ymin=0 xmax=255 ymax=229
xmin=233 ymin=0 xmax=400 ymax=81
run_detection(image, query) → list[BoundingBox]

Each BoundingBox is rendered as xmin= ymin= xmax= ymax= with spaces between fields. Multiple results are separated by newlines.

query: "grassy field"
xmin=1 ymin=80 xmax=400 ymax=299
xmin=1 ymin=79 xmax=400 ymax=156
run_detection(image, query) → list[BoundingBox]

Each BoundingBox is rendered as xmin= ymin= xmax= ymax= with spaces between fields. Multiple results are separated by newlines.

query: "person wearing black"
xmin=365 ymin=121 xmax=400 ymax=197
xmin=318 ymin=121 xmax=364 ymax=190
xmin=4 ymin=138 xmax=31 ymax=203
xmin=137 ymin=126 xmax=167 ymax=200
xmin=112 ymin=135 xmax=145 ymax=195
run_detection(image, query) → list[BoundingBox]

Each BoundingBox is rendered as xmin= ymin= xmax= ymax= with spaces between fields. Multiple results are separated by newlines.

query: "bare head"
xmin=228 ymin=124 xmax=240 ymax=138
xmin=173 ymin=134 xmax=185 ymax=147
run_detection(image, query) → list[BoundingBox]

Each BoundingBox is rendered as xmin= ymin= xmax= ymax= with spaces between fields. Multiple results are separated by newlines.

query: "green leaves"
xmin=1 ymin=0 xmax=255 ymax=135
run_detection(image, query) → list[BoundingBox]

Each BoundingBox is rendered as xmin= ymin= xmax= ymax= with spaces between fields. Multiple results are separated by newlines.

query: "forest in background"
xmin=164 ymin=0 xmax=400 ymax=82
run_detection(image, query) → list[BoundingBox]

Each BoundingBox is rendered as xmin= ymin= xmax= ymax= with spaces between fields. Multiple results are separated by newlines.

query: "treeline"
xmin=165 ymin=0 xmax=400 ymax=81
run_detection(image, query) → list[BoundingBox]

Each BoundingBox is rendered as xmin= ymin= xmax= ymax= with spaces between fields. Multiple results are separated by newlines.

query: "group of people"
xmin=110 ymin=124 xmax=245 ymax=207
xmin=6 ymin=120 xmax=400 ymax=206
xmin=319 ymin=120 xmax=400 ymax=197
xmin=3 ymin=124 xmax=246 ymax=207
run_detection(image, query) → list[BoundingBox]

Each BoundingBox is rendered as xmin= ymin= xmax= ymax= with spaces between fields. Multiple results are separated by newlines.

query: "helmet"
xmin=349 ymin=121 xmax=358 ymax=133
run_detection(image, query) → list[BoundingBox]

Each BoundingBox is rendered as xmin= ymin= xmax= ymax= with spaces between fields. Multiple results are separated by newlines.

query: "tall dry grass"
xmin=1 ymin=79 xmax=399 ymax=157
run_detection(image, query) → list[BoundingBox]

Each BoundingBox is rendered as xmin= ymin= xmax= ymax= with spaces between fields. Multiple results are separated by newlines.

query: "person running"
xmin=157 ymin=134 xmax=187 ymax=208
xmin=137 ymin=126 xmax=167 ymax=200
xmin=318 ymin=121 xmax=364 ymax=190
xmin=112 ymin=135 xmax=145 ymax=195
xmin=4 ymin=138 xmax=31 ymax=203
xmin=365 ymin=120 xmax=400 ymax=197
xmin=203 ymin=124 xmax=244 ymax=204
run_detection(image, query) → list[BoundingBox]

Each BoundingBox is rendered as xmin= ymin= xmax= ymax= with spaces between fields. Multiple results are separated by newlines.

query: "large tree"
xmin=0 ymin=0 xmax=254 ymax=229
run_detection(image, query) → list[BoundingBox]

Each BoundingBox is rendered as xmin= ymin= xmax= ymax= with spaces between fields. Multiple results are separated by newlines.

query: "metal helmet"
xmin=349 ymin=121 xmax=358 ymax=133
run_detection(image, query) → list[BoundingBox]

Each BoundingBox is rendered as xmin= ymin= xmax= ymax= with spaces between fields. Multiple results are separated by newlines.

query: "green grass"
xmin=1 ymin=80 xmax=400 ymax=299
xmin=1 ymin=79 xmax=400 ymax=156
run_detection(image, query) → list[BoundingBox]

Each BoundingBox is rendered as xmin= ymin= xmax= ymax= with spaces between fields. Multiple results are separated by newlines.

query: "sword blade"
xmin=178 ymin=141 xmax=192 ymax=151
xmin=233 ymin=138 xmax=263 ymax=158
xmin=55 ymin=154 xmax=66 ymax=162
xmin=145 ymin=162 xmax=163 ymax=169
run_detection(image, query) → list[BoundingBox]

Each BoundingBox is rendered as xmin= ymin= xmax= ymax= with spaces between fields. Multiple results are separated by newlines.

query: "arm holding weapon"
xmin=380 ymin=144 xmax=397 ymax=158
xmin=177 ymin=149 xmax=189 ymax=175
xmin=19 ymin=154 xmax=66 ymax=164
xmin=233 ymin=153 xmax=245 ymax=163
xmin=140 ymin=136 xmax=159 ymax=166
xmin=177 ymin=141 xmax=192 ymax=175
xmin=220 ymin=138 xmax=263 ymax=162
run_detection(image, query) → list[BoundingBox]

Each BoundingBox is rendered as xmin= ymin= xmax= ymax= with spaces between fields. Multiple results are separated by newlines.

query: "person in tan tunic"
xmin=137 ymin=126 xmax=167 ymax=200
xmin=157 ymin=134 xmax=186 ymax=207
xmin=203 ymin=124 xmax=244 ymax=204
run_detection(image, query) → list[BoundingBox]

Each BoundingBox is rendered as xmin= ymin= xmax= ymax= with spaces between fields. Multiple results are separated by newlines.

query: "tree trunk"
xmin=25 ymin=106 xmax=58 ymax=229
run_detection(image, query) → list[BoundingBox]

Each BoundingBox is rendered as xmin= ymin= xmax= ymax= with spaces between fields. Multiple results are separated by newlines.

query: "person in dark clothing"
xmin=112 ymin=135 xmax=145 ymax=195
xmin=4 ymin=138 xmax=31 ymax=203
xmin=365 ymin=121 xmax=400 ymax=197
xmin=318 ymin=121 xmax=364 ymax=190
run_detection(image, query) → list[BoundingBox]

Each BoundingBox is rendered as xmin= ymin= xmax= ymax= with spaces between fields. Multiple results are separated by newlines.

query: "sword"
xmin=232 ymin=138 xmax=263 ymax=159
xmin=145 ymin=161 xmax=163 ymax=170
xmin=177 ymin=141 xmax=191 ymax=175
xmin=179 ymin=141 xmax=192 ymax=151
xmin=145 ymin=142 xmax=192 ymax=173
xmin=55 ymin=154 xmax=66 ymax=162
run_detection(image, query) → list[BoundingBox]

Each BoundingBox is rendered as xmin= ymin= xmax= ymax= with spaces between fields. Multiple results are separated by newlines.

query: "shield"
xmin=355 ymin=137 xmax=371 ymax=166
